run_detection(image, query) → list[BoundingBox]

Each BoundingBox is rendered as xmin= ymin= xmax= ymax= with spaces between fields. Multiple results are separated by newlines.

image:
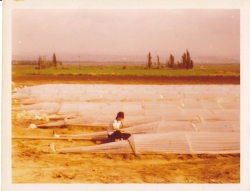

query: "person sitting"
xmin=107 ymin=111 xmax=131 ymax=142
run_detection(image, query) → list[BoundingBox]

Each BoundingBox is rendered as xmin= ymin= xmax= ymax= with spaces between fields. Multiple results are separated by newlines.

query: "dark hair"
xmin=116 ymin=111 xmax=124 ymax=119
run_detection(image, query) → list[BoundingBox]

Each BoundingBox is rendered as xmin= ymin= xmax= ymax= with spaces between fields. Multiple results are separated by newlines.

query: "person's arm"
xmin=119 ymin=121 xmax=125 ymax=132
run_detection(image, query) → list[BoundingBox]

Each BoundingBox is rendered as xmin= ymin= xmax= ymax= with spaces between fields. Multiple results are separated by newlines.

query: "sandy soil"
xmin=12 ymin=75 xmax=240 ymax=183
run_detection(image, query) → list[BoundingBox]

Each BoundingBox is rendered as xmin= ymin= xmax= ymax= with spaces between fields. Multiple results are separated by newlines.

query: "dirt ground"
xmin=11 ymin=75 xmax=240 ymax=183
xmin=12 ymin=75 xmax=240 ymax=86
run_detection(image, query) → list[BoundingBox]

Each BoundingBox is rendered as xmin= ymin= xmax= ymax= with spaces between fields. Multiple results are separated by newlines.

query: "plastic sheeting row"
xmin=13 ymin=84 xmax=239 ymax=103
xmin=56 ymin=132 xmax=240 ymax=154
xmin=12 ymin=84 xmax=240 ymax=128
xmin=53 ymin=120 xmax=240 ymax=140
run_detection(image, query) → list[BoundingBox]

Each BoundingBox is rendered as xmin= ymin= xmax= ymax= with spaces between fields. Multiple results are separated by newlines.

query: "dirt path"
xmin=12 ymin=75 xmax=240 ymax=86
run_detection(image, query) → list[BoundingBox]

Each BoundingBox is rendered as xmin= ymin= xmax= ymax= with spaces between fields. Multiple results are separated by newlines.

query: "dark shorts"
xmin=108 ymin=131 xmax=131 ymax=142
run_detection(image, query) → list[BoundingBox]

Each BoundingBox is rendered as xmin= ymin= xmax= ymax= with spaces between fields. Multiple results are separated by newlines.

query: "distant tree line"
xmin=147 ymin=49 xmax=194 ymax=69
xmin=12 ymin=60 xmax=38 ymax=65
xmin=36 ymin=53 xmax=62 ymax=69
xmin=12 ymin=53 xmax=62 ymax=69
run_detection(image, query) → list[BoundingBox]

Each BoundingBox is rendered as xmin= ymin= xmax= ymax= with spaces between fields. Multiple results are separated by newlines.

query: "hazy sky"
xmin=12 ymin=9 xmax=240 ymax=61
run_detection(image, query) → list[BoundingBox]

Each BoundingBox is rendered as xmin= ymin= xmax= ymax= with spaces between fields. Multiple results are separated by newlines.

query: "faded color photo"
xmin=11 ymin=9 xmax=240 ymax=183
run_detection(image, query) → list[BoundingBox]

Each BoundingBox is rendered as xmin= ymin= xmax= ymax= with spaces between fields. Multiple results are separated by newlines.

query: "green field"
xmin=12 ymin=63 xmax=240 ymax=77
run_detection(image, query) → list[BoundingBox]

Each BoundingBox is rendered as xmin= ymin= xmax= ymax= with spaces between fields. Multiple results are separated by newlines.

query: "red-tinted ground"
xmin=12 ymin=75 xmax=240 ymax=86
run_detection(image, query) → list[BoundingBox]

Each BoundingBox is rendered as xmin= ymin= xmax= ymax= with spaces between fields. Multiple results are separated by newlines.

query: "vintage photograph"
xmin=10 ymin=8 xmax=240 ymax=184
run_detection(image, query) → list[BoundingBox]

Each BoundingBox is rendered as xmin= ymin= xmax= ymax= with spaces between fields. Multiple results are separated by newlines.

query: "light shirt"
xmin=107 ymin=119 xmax=122 ymax=135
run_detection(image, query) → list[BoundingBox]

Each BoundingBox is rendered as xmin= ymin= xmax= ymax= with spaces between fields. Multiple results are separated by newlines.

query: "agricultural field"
xmin=11 ymin=62 xmax=240 ymax=183
xmin=12 ymin=62 xmax=240 ymax=77
xmin=12 ymin=62 xmax=240 ymax=86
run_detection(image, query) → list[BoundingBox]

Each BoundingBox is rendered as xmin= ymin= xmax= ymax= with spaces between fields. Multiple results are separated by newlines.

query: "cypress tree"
xmin=53 ymin=53 xmax=57 ymax=68
xmin=147 ymin=52 xmax=152 ymax=69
